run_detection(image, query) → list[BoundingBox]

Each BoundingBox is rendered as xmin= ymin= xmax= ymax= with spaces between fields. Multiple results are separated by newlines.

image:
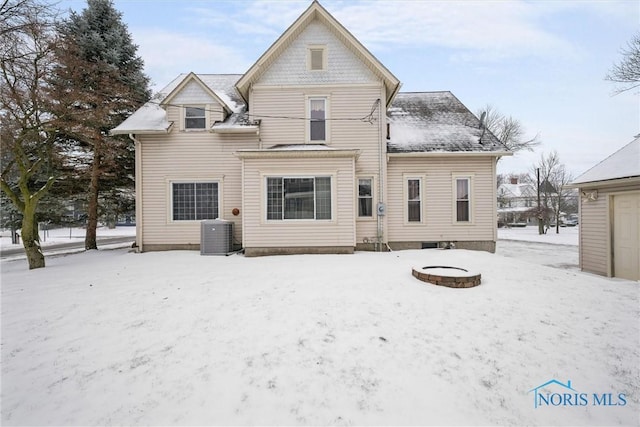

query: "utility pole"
xmin=537 ymin=167 xmax=543 ymax=235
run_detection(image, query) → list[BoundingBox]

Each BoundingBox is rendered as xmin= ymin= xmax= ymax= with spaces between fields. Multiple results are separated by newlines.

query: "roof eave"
xmin=387 ymin=150 xmax=512 ymax=158
xmin=567 ymin=175 xmax=640 ymax=189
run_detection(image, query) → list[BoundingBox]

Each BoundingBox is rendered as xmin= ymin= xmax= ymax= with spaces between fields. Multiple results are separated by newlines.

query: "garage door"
xmin=613 ymin=193 xmax=640 ymax=280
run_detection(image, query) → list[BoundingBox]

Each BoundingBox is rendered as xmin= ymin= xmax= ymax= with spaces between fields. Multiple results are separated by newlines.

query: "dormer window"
xmin=185 ymin=106 xmax=206 ymax=130
xmin=308 ymin=45 xmax=326 ymax=71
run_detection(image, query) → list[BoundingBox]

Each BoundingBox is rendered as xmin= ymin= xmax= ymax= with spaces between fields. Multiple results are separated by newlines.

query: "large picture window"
xmin=309 ymin=98 xmax=326 ymax=141
xmin=185 ymin=106 xmax=206 ymax=129
xmin=407 ymin=178 xmax=421 ymax=222
xmin=172 ymin=182 xmax=218 ymax=220
xmin=267 ymin=177 xmax=331 ymax=220
xmin=456 ymin=177 xmax=471 ymax=222
xmin=358 ymin=178 xmax=373 ymax=217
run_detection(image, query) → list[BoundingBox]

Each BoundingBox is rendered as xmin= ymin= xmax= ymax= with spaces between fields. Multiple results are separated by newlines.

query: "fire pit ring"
xmin=412 ymin=266 xmax=481 ymax=288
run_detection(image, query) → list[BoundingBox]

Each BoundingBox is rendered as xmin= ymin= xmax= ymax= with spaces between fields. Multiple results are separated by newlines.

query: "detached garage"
xmin=569 ymin=136 xmax=640 ymax=281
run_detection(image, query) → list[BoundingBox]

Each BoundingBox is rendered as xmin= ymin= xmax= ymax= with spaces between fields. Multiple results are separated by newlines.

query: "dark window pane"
xmin=284 ymin=178 xmax=314 ymax=219
xmin=457 ymin=201 xmax=470 ymax=222
xmin=310 ymin=99 xmax=325 ymax=141
xmin=407 ymin=179 xmax=421 ymax=222
xmin=185 ymin=107 xmax=205 ymax=129
xmin=195 ymin=183 xmax=218 ymax=220
xmin=172 ymin=183 xmax=195 ymax=220
xmin=358 ymin=178 xmax=372 ymax=217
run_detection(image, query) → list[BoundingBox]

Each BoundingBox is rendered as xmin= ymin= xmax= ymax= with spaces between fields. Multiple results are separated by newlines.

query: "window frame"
xmin=307 ymin=96 xmax=329 ymax=143
xmin=357 ymin=177 xmax=374 ymax=219
xmin=183 ymin=105 xmax=207 ymax=131
xmin=453 ymin=175 xmax=474 ymax=224
xmin=265 ymin=175 xmax=333 ymax=221
xmin=404 ymin=175 xmax=424 ymax=224
xmin=169 ymin=180 xmax=220 ymax=222
xmin=307 ymin=45 xmax=327 ymax=71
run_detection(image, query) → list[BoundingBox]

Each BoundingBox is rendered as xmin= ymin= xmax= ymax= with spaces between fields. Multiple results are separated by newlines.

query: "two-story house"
xmin=112 ymin=1 xmax=510 ymax=256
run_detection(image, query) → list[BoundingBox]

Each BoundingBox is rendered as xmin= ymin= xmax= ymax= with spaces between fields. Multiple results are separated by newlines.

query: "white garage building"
xmin=570 ymin=136 xmax=639 ymax=281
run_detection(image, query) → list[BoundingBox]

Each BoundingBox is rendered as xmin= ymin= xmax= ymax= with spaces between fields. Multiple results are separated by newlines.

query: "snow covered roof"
xmin=387 ymin=92 xmax=508 ymax=154
xmin=571 ymin=136 xmax=640 ymax=185
xmin=111 ymin=102 xmax=172 ymax=135
xmin=498 ymin=183 xmax=535 ymax=198
xmin=111 ymin=74 xmax=257 ymax=135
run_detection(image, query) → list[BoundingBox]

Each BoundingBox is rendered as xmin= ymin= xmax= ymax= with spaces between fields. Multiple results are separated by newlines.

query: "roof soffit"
xmin=235 ymin=1 xmax=400 ymax=106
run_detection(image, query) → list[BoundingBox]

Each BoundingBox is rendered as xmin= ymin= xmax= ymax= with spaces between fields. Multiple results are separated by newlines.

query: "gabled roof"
xmin=499 ymin=183 xmax=535 ymax=198
xmin=387 ymin=92 xmax=509 ymax=154
xmin=112 ymin=74 xmax=257 ymax=135
xmin=162 ymin=72 xmax=233 ymax=115
xmin=571 ymin=136 xmax=640 ymax=185
xmin=235 ymin=1 xmax=400 ymax=107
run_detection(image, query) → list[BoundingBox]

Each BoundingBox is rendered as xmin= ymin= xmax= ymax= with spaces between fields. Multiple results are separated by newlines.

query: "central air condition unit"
xmin=201 ymin=219 xmax=233 ymax=255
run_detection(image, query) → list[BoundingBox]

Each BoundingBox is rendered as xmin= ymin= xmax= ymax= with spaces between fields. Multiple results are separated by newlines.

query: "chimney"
xmin=510 ymin=177 xmax=518 ymax=185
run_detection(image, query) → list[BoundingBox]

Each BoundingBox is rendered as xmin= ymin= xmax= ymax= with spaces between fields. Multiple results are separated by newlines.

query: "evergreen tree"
xmin=51 ymin=0 xmax=149 ymax=249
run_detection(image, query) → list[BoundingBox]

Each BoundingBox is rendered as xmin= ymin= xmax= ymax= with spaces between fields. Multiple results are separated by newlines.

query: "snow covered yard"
xmin=1 ymin=247 xmax=638 ymax=426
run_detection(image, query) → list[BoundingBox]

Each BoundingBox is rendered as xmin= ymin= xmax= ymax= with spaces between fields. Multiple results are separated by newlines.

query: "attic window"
xmin=185 ymin=106 xmax=206 ymax=129
xmin=308 ymin=46 xmax=326 ymax=71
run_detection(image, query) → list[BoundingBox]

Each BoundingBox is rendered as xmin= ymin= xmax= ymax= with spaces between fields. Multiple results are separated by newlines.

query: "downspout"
xmin=376 ymin=97 xmax=384 ymax=251
xmin=130 ymin=134 xmax=143 ymax=252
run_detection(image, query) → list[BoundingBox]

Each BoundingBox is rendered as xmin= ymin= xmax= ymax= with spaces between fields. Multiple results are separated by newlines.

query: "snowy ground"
xmin=1 ymin=232 xmax=638 ymax=426
xmin=498 ymin=225 xmax=579 ymax=246
xmin=0 ymin=226 xmax=136 ymax=249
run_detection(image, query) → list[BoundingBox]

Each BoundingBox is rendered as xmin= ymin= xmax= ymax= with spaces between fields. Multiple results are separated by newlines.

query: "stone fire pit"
xmin=412 ymin=266 xmax=481 ymax=288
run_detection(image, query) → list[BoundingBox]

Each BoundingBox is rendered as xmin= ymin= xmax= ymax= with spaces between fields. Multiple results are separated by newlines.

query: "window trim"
xmin=452 ymin=174 xmax=474 ymax=224
xmin=263 ymin=175 xmax=334 ymax=222
xmin=357 ymin=177 xmax=375 ymax=219
xmin=307 ymin=44 xmax=327 ymax=71
xmin=307 ymin=96 xmax=330 ymax=143
xmin=404 ymin=174 xmax=424 ymax=224
xmin=183 ymin=105 xmax=207 ymax=131
xmin=167 ymin=179 xmax=222 ymax=223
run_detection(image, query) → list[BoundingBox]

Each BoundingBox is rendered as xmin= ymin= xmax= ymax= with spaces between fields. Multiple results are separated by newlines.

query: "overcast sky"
xmin=61 ymin=0 xmax=640 ymax=178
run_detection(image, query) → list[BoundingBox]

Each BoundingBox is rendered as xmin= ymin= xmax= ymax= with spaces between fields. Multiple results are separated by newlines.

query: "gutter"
xmin=129 ymin=134 xmax=143 ymax=253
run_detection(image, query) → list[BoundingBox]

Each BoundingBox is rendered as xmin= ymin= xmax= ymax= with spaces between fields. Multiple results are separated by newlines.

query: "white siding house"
xmin=112 ymin=1 xmax=510 ymax=256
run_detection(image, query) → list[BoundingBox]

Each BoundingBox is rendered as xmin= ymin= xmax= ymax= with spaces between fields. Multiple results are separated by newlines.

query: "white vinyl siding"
xmin=241 ymin=156 xmax=356 ymax=248
xmin=387 ymin=157 xmax=495 ymax=242
xmin=578 ymin=182 xmax=639 ymax=277
xmin=137 ymin=131 xmax=259 ymax=248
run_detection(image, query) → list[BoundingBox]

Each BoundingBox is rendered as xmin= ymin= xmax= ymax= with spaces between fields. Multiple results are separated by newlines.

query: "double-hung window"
xmin=267 ymin=176 xmax=331 ymax=220
xmin=358 ymin=178 xmax=373 ymax=217
xmin=309 ymin=98 xmax=326 ymax=142
xmin=456 ymin=177 xmax=471 ymax=222
xmin=407 ymin=178 xmax=422 ymax=222
xmin=172 ymin=182 xmax=218 ymax=221
xmin=185 ymin=106 xmax=206 ymax=130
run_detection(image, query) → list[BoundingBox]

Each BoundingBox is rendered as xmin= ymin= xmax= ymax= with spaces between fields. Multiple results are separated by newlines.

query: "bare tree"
xmin=606 ymin=32 xmax=640 ymax=94
xmin=478 ymin=104 xmax=540 ymax=153
xmin=0 ymin=0 xmax=59 ymax=269
xmin=531 ymin=151 xmax=574 ymax=235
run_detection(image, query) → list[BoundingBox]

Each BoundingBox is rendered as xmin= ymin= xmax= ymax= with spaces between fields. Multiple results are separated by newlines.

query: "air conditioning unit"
xmin=201 ymin=219 xmax=233 ymax=255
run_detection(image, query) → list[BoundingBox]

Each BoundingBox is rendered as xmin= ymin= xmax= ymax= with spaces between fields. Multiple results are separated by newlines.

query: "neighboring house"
xmin=111 ymin=1 xmax=510 ymax=256
xmin=497 ymin=178 xmax=537 ymax=225
xmin=568 ymin=136 xmax=640 ymax=281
